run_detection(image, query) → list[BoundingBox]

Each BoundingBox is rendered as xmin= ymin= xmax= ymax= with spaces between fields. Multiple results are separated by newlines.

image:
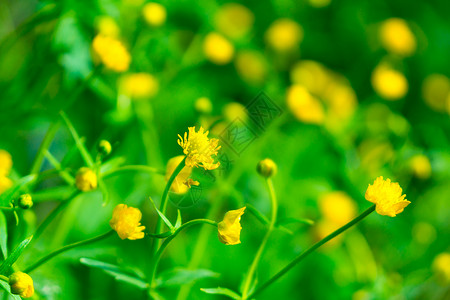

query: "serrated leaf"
xmin=155 ymin=268 xmax=219 ymax=288
xmin=80 ymin=258 xmax=148 ymax=289
xmin=0 ymin=211 xmax=7 ymax=259
xmin=0 ymin=235 xmax=33 ymax=274
xmin=200 ymin=287 xmax=241 ymax=299
xmin=148 ymin=197 xmax=173 ymax=230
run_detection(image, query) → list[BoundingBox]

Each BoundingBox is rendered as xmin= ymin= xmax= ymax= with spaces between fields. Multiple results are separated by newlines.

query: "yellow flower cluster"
xmin=120 ymin=73 xmax=159 ymax=99
xmin=110 ymin=204 xmax=145 ymax=240
xmin=92 ymin=34 xmax=131 ymax=72
xmin=203 ymin=32 xmax=235 ymax=65
xmin=178 ymin=126 xmax=221 ymax=170
xmin=365 ymin=176 xmax=410 ymax=217
xmin=218 ymin=207 xmax=246 ymax=245
xmin=9 ymin=271 xmax=34 ymax=298
xmin=0 ymin=150 xmax=13 ymax=194
xmin=371 ymin=64 xmax=408 ymax=100
xmin=379 ymin=18 xmax=416 ymax=56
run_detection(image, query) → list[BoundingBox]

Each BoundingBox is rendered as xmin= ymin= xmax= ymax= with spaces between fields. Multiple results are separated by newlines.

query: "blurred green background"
xmin=0 ymin=0 xmax=449 ymax=299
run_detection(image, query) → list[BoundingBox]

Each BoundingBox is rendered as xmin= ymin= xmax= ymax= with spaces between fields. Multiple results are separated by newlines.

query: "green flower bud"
xmin=18 ymin=194 xmax=33 ymax=209
xmin=257 ymin=158 xmax=277 ymax=178
xmin=98 ymin=140 xmax=112 ymax=156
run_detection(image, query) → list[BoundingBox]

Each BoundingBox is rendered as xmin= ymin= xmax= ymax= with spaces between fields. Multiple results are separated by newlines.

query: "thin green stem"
xmin=242 ymin=178 xmax=277 ymax=299
xmin=102 ymin=165 xmax=164 ymax=179
xmin=0 ymin=274 xmax=8 ymax=282
xmin=30 ymin=121 xmax=61 ymax=175
xmin=33 ymin=191 xmax=80 ymax=242
xmin=0 ymin=207 xmax=14 ymax=211
xmin=149 ymin=219 xmax=217 ymax=288
xmin=25 ymin=230 xmax=114 ymax=273
xmin=247 ymin=205 xmax=376 ymax=299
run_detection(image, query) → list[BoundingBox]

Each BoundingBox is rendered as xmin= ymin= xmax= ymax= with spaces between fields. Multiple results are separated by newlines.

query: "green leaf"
xmin=0 ymin=281 xmax=21 ymax=300
xmin=80 ymin=258 xmax=148 ymax=289
xmin=155 ymin=268 xmax=219 ymax=288
xmin=0 ymin=211 xmax=7 ymax=259
xmin=0 ymin=235 xmax=33 ymax=274
xmin=148 ymin=197 xmax=173 ymax=230
xmin=174 ymin=210 xmax=182 ymax=229
xmin=200 ymin=287 xmax=241 ymax=300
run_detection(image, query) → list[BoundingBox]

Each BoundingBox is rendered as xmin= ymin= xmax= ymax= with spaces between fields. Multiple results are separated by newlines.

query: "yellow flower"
xmin=432 ymin=252 xmax=450 ymax=284
xmin=319 ymin=191 xmax=357 ymax=226
xmin=410 ymin=154 xmax=431 ymax=179
xmin=214 ymin=3 xmax=254 ymax=39
xmin=165 ymin=155 xmax=193 ymax=194
xmin=0 ymin=176 xmax=13 ymax=195
xmin=286 ymin=85 xmax=325 ymax=124
xmin=120 ymin=73 xmax=159 ymax=99
xmin=178 ymin=126 xmax=221 ymax=170
xmin=194 ymin=97 xmax=213 ymax=114
xmin=379 ymin=18 xmax=416 ymax=56
xmin=75 ymin=167 xmax=98 ymax=192
xmin=203 ymin=32 xmax=235 ymax=65
xmin=0 ymin=149 xmax=12 ymax=176
xmin=223 ymin=102 xmax=248 ymax=122
xmin=98 ymin=140 xmax=112 ymax=156
xmin=256 ymin=158 xmax=278 ymax=178
xmin=96 ymin=16 xmax=120 ymax=37
xmin=218 ymin=207 xmax=246 ymax=245
xmin=109 ymin=204 xmax=145 ymax=240
xmin=371 ymin=65 xmax=408 ymax=100
xmin=142 ymin=3 xmax=167 ymax=27
xmin=308 ymin=0 xmax=331 ymax=8
xmin=422 ymin=74 xmax=450 ymax=113
xmin=183 ymin=178 xmax=200 ymax=188
xmin=92 ymin=34 xmax=131 ymax=72
xmin=234 ymin=50 xmax=267 ymax=85
xmin=365 ymin=176 xmax=410 ymax=217
xmin=290 ymin=60 xmax=330 ymax=97
xmin=265 ymin=18 xmax=303 ymax=52
xmin=17 ymin=194 xmax=33 ymax=209
xmin=9 ymin=271 xmax=34 ymax=298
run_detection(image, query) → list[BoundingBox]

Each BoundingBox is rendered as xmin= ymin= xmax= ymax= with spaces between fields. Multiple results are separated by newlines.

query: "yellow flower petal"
xmin=218 ymin=207 xmax=246 ymax=245
xmin=110 ymin=204 xmax=146 ymax=240
xmin=9 ymin=271 xmax=34 ymax=298
xmin=365 ymin=176 xmax=410 ymax=217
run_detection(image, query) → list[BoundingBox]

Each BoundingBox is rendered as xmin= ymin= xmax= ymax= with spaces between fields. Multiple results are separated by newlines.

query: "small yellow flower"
xmin=218 ymin=207 xmax=246 ymax=245
xmin=371 ymin=65 xmax=408 ymax=100
xmin=410 ymin=154 xmax=431 ymax=179
xmin=257 ymin=158 xmax=277 ymax=178
xmin=165 ymin=155 xmax=193 ymax=194
xmin=183 ymin=178 xmax=200 ymax=188
xmin=223 ymin=102 xmax=248 ymax=122
xmin=17 ymin=194 xmax=33 ymax=209
xmin=365 ymin=176 xmax=410 ymax=217
xmin=286 ymin=85 xmax=325 ymax=124
xmin=432 ymin=252 xmax=450 ymax=284
xmin=379 ymin=18 xmax=416 ymax=56
xmin=234 ymin=50 xmax=267 ymax=85
xmin=0 ymin=149 xmax=12 ymax=176
xmin=98 ymin=140 xmax=112 ymax=156
xmin=308 ymin=0 xmax=331 ymax=8
xmin=265 ymin=18 xmax=303 ymax=52
xmin=75 ymin=167 xmax=98 ymax=192
xmin=92 ymin=34 xmax=131 ymax=72
xmin=9 ymin=271 xmax=34 ymax=298
xmin=214 ymin=3 xmax=254 ymax=39
xmin=109 ymin=204 xmax=145 ymax=240
xmin=422 ymin=74 xmax=450 ymax=113
xmin=96 ymin=16 xmax=120 ymax=37
xmin=203 ymin=32 xmax=234 ymax=65
xmin=194 ymin=97 xmax=213 ymax=114
xmin=178 ymin=126 xmax=221 ymax=170
xmin=120 ymin=73 xmax=159 ymax=99
xmin=319 ymin=191 xmax=357 ymax=226
xmin=290 ymin=60 xmax=330 ymax=97
xmin=0 ymin=176 xmax=13 ymax=195
xmin=142 ymin=2 xmax=167 ymax=27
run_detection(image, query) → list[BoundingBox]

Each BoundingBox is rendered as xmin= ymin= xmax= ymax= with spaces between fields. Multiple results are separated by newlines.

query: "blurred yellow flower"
xmin=165 ymin=155 xmax=192 ymax=194
xmin=265 ymin=18 xmax=303 ymax=52
xmin=18 ymin=194 xmax=33 ymax=209
xmin=195 ymin=97 xmax=213 ymax=114
xmin=0 ymin=176 xmax=13 ymax=194
xmin=178 ymin=126 xmax=221 ymax=170
xmin=410 ymin=154 xmax=431 ymax=179
xmin=257 ymin=158 xmax=278 ymax=178
xmin=412 ymin=222 xmax=436 ymax=245
xmin=371 ymin=65 xmax=408 ymax=100
xmin=308 ymin=0 xmax=331 ymax=8
xmin=432 ymin=252 xmax=450 ymax=284
xmin=365 ymin=176 xmax=410 ymax=217
xmin=379 ymin=18 xmax=416 ymax=56
xmin=98 ymin=140 xmax=112 ymax=156
xmin=142 ymin=2 xmax=167 ymax=27
xmin=215 ymin=3 xmax=254 ymax=39
xmin=223 ymin=102 xmax=248 ymax=122
xmin=120 ymin=73 xmax=159 ymax=99
xmin=319 ymin=191 xmax=357 ymax=226
xmin=218 ymin=207 xmax=246 ymax=245
xmin=9 ymin=271 xmax=34 ymax=298
xmin=286 ymin=85 xmax=325 ymax=124
xmin=183 ymin=178 xmax=199 ymax=188
xmin=203 ymin=32 xmax=234 ymax=65
xmin=96 ymin=16 xmax=120 ymax=37
xmin=323 ymin=78 xmax=358 ymax=124
xmin=234 ymin=50 xmax=267 ymax=85
xmin=92 ymin=34 xmax=131 ymax=72
xmin=75 ymin=167 xmax=98 ymax=192
xmin=110 ymin=204 xmax=145 ymax=240
xmin=0 ymin=149 xmax=12 ymax=176
xmin=290 ymin=60 xmax=330 ymax=97
xmin=422 ymin=74 xmax=450 ymax=113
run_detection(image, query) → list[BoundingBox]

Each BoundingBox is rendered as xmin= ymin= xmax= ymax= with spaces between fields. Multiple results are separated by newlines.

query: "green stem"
xmin=0 ymin=207 xmax=14 ymax=211
xmin=102 ymin=165 xmax=164 ymax=179
xmin=149 ymin=219 xmax=217 ymax=288
xmin=0 ymin=274 xmax=8 ymax=282
xmin=247 ymin=205 xmax=376 ymax=299
xmin=242 ymin=178 xmax=277 ymax=299
xmin=30 ymin=121 xmax=61 ymax=175
xmin=33 ymin=191 xmax=80 ymax=242
xmin=25 ymin=230 xmax=114 ymax=273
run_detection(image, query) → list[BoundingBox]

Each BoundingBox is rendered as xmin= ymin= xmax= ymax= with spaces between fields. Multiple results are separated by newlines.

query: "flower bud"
xmin=98 ymin=140 xmax=112 ymax=156
xmin=9 ymin=271 xmax=34 ymax=298
xmin=75 ymin=167 xmax=98 ymax=192
xmin=257 ymin=158 xmax=277 ymax=178
xmin=18 ymin=194 xmax=33 ymax=209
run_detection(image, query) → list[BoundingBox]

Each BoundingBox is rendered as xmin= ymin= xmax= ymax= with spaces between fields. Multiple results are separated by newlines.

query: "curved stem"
xmin=102 ymin=165 xmax=164 ymax=179
xmin=149 ymin=219 xmax=217 ymax=288
xmin=0 ymin=274 xmax=8 ymax=282
xmin=242 ymin=178 xmax=277 ymax=299
xmin=247 ymin=205 xmax=376 ymax=299
xmin=25 ymin=230 xmax=114 ymax=273
xmin=30 ymin=121 xmax=61 ymax=175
